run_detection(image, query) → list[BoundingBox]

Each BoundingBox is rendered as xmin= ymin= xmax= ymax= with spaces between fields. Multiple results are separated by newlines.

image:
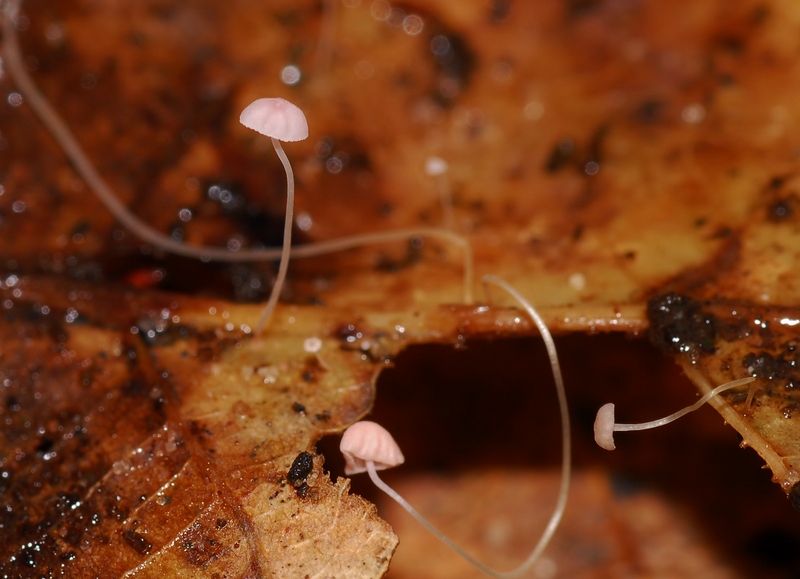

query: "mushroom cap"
xmin=340 ymin=420 xmax=405 ymax=475
xmin=239 ymin=97 xmax=309 ymax=142
xmin=594 ymin=403 xmax=616 ymax=451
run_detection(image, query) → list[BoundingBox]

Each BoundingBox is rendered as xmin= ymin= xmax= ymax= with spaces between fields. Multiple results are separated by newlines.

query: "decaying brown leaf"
xmin=4 ymin=0 xmax=800 ymax=576
xmin=0 ymin=276 xmax=399 ymax=577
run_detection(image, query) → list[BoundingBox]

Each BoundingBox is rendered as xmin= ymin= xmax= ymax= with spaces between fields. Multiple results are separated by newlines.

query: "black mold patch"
xmin=647 ymin=293 xmax=717 ymax=358
xmin=742 ymin=352 xmax=799 ymax=388
xmin=287 ymin=452 xmax=314 ymax=489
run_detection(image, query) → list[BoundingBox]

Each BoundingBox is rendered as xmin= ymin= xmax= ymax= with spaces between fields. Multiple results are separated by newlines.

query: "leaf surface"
xmin=3 ymin=0 xmax=800 ymax=576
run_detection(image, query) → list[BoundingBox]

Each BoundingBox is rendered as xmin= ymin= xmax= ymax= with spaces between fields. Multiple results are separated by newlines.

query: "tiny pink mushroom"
xmin=239 ymin=97 xmax=309 ymax=333
xmin=240 ymin=98 xmax=309 ymax=142
xmin=594 ymin=403 xmax=617 ymax=451
xmin=340 ymin=277 xmax=570 ymax=579
xmin=593 ymin=376 xmax=755 ymax=451
xmin=339 ymin=420 xmax=404 ymax=475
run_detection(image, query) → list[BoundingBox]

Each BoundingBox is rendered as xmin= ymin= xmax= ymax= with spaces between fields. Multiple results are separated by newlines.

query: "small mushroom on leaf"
xmin=1 ymin=1 xmax=474 ymax=306
xmin=593 ymin=376 xmax=755 ymax=451
xmin=340 ymin=420 xmax=405 ymax=476
xmin=239 ymin=97 xmax=308 ymax=333
xmin=340 ymin=275 xmax=570 ymax=578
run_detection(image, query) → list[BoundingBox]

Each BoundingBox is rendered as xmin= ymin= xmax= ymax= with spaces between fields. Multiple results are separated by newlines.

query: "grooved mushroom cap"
xmin=239 ymin=97 xmax=309 ymax=142
xmin=340 ymin=421 xmax=405 ymax=475
xmin=594 ymin=403 xmax=616 ymax=451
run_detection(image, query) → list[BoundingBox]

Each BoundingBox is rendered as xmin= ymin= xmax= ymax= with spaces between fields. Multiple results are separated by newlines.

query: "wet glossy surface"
xmin=5 ymin=0 xmax=800 ymax=576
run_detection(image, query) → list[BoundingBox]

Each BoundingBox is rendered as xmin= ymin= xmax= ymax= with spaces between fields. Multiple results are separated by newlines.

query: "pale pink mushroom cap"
xmin=594 ymin=403 xmax=616 ymax=451
xmin=239 ymin=97 xmax=309 ymax=142
xmin=340 ymin=421 xmax=405 ymax=475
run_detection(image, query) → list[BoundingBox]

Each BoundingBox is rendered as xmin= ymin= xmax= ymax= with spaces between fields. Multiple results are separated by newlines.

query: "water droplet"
xmin=681 ymin=103 xmax=705 ymax=124
xmin=402 ymin=14 xmax=424 ymax=36
xmin=296 ymin=211 xmax=313 ymax=231
xmin=280 ymin=65 xmax=301 ymax=85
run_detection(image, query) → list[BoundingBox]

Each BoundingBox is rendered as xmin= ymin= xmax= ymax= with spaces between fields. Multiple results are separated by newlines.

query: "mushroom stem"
xmin=614 ymin=376 xmax=755 ymax=432
xmin=1 ymin=3 xmax=473 ymax=305
xmin=594 ymin=376 xmax=755 ymax=451
xmin=437 ymin=172 xmax=454 ymax=230
xmin=481 ymin=274 xmax=571 ymax=576
xmin=254 ymin=137 xmax=295 ymax=334
xmin=1 ymin=0 xmax=197 ymax=260
xmin=425 ymin=156 xmax=454 ymax=230
xmin=366 ymin=461 xmax=523 ymax=579
xmin=287 ymin=228 xmax=472 ymax=303
xmin=358 ymin=275 xmax=570 ymax=578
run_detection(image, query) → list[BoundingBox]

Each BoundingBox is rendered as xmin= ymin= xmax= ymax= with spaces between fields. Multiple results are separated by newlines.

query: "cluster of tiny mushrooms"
xmin=2 ymin=1 xmax=758 ymax=576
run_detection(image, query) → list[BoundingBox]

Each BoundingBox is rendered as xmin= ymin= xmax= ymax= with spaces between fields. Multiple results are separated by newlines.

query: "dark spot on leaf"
xmin=123 ymin=527 xmax=153 ymax=556
xmin=545 ymin=138 xmax=576 ymax=173
xmin=647 ymin=293 xmax=717 ymax=357
xmin=636 ymin=99 xmax=664 ymax=123
xmin=295 ymin=482 xmax=310 ymax=499
xmin=427 ymin=26 xmax=477 ymax=106
xmin=742 ymin=351 xmax=798 ymax=384
xmin=714 ymin=34 xmax=745 ymax=54
xmin=585 ymin=124 xmax=608 ymax=166
xmin=183 ymin=529 xmax=225 ymax=567
xmin=566 ymin=0 xmax=602 ymax=18
xmin=335 ymin=323 xmax=363 ymax=344
xmin=711 ymin=226 xmax=733 ymax=239
xmin=287 ymin=451 xmax=314 ymax=489
xmin=35 ymin=437 xmax=54 ymax=455
xmin=373 ymin=241 xmax=423 ymax=272
xmin=751 ymin=5 xmax=770 ymax=25
xmin=489 ymin=0 xmax=511 ymax=23
xmin=768 ymin=175 xmax=786 ymax=190
xmin=204 ymin=181 xmax=285 ymax=250
xmin=301 ymin=355 xmax=327 ymax=384
xmin=767 ymin=198 xmax=794 ymax=222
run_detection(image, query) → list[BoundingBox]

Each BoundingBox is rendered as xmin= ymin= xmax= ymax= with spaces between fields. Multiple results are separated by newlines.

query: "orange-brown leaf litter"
xmin=3 ymin=0 xmax=800 ymax=576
